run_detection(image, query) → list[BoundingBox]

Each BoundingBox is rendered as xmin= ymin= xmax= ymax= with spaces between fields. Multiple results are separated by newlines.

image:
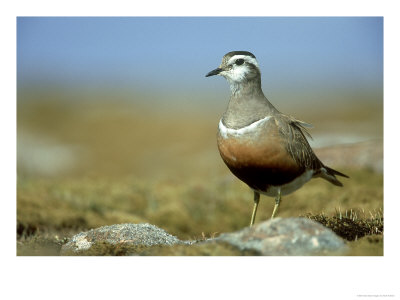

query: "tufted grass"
xmin=17 ymin=96 xmax=383 ymax=256
xmin=17 ymin=167 xmax=383 ymax=256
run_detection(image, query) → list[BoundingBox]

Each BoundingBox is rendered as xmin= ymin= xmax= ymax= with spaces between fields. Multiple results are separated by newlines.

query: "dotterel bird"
xmin=206 ymin=51 xmax=348 ymax=226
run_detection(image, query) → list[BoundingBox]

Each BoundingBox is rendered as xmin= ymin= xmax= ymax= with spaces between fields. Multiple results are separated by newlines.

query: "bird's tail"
xmin=317 ymin=166 xmax=349 ymax=187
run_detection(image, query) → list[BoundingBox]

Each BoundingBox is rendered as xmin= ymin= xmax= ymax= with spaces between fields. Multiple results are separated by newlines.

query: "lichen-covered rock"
xmin=61 ymin=218 xmax=348 ymax=255
xmin=215 ymin=217 xmax=347 ymax=255
xmin=61 ymin=223 xmax=190 ymax=255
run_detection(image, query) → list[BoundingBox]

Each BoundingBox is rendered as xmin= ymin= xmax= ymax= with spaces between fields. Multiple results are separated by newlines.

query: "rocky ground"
xmin=17 ymin=100 xmax=383 ymax=256
xmin=61 ymin=219 xmax=347 ymax=256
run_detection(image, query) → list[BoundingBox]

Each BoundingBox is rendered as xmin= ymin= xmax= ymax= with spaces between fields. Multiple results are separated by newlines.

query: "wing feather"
xmin=275 ymin=114 xmax=322 ymax=171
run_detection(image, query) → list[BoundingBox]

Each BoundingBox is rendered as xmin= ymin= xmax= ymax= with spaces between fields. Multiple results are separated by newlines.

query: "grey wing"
xmin=276 ymin=114 xmax=323 ymax=171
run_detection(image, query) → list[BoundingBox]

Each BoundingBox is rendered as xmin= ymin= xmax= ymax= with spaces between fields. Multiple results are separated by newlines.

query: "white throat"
xmin=221 ymin=55 xmax=260 ymax=94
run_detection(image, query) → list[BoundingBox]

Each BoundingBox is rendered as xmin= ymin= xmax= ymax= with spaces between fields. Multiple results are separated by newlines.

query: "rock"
xmin=314 ymin=140 xmax=383 ymax=173
xmin=61 ymin=219 xmax=347 ymax=255
xmin=61 ymin=223 xmax=190 ymax=255
xmin=215 ymin=217 xmax=347 ymax=255
xmin=139 ymin=241 xmax=258 ymax=256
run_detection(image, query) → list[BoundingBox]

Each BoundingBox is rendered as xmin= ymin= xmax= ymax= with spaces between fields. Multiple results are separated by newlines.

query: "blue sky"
xmin=17 ymin=17 xmax=383 ymax=104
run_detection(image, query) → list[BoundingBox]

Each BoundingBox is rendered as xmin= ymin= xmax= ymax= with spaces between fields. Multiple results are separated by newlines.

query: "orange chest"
xmin=217 ymin=132 xmax=300 ymax=173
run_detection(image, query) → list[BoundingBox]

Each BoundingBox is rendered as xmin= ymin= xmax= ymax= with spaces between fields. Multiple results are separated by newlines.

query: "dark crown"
xmin=225 ymin=51 xmax=256 ymax=59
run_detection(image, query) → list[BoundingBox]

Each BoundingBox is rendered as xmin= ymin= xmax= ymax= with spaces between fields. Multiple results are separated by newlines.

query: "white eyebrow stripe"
xmin=228 ymin=55 xmax=259 ymax=68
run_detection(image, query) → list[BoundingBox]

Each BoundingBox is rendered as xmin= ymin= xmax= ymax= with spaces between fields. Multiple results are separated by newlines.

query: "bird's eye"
xmin=235 ymin=59 xmax=244 ymax=65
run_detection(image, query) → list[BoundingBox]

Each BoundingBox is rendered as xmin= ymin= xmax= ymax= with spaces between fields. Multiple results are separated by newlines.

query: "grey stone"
xmin=61 ymin=223 xmax=190 ymax=254
xmin=61 ymin=219 xmax=347 ymax=255
xmin=215 ymin=217 xmax=347 ymax=255
xmin=314 ymin=139 xmax=383 ymax=173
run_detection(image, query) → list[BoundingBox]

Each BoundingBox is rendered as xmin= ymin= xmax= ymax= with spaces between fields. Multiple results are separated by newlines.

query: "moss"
xmin=17 ymin=234 xmax=69 ymax=256
xmin=302 ymin=209 xmax=383 ymax=241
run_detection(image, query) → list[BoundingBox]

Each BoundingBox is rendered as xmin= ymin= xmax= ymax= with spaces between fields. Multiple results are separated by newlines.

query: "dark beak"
xmin=205 ymin=68 xmax=222 ymax=77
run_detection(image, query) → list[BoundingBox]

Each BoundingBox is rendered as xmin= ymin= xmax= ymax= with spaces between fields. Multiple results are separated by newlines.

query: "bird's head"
xmin=206 ymin=51 xmax=261 ymax=88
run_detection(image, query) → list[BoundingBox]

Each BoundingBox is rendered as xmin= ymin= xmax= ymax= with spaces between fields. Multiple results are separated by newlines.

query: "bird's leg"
xmin=250 ymin=191 xmax=260 ymax=227
xmin=271 ymin=189 xmax=281 ymax=219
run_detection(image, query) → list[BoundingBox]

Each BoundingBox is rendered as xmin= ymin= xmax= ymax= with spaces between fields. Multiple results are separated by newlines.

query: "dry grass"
xmin=16 ymin=91 xmax=383 ymax=255
xmin=303 ymin=208 xmax=383 ymax=241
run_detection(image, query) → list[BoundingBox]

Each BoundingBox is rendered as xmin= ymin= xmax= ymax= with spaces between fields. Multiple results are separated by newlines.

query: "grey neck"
xmin=222 ymin=78 xmax=279 ymax=129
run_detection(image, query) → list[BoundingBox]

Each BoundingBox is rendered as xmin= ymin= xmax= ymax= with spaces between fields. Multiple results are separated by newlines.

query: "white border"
xmin=2 ymin=1 xmax=399 ymax=300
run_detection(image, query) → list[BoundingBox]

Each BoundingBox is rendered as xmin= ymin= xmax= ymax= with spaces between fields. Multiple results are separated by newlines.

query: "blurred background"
xmin=17 ymin=17 xmax=383 ymax=244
